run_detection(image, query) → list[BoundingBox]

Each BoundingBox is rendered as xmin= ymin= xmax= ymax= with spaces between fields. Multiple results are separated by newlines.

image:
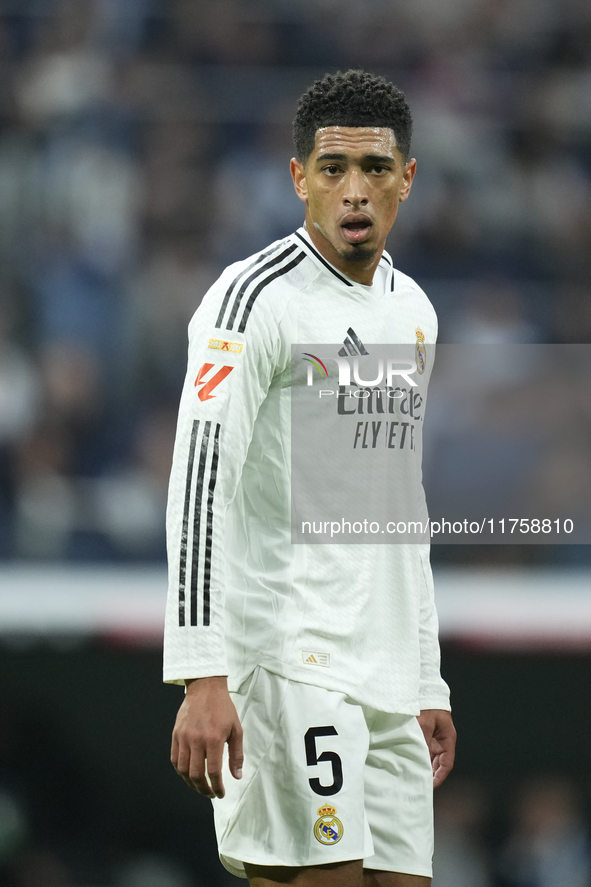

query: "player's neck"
xmin=302 ymin=222 xmax=382 ymax=286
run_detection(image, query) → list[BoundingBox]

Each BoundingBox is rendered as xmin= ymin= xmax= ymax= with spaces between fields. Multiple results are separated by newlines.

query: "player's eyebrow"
xmin=315 ymin=152 xmax=396 ymax=165
xmin=316 ymin=153 xmax=347 ymax=163
xmin=363 ymin=154 xmax=396 ymax=165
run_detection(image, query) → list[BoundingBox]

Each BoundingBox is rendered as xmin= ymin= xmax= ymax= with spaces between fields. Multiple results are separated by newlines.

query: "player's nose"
xmin=343 ymin=169 xmax=369 ymax=206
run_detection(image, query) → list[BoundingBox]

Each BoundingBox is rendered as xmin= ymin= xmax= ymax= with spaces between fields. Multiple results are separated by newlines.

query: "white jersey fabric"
xmin=163 ymin=227 xmax=450 ymax=716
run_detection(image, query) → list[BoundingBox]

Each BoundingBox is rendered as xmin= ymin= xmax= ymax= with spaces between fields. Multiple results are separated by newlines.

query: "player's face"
xmin=290 ymin=126 xmax=416 ymax=284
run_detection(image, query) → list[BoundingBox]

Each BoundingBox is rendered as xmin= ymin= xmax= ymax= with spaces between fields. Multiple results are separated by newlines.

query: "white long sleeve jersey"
xmin=163 ymin=228 xmax=450 ymax=715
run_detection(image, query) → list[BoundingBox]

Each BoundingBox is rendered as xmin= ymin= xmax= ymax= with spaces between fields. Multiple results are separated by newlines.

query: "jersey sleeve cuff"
xmin=419 ymin=681 xmax=451 ymax=712
xmin=163 ymin=664 xmax=229 ymax=685
xmin=419 ymin=699 xmax=452 ymax=712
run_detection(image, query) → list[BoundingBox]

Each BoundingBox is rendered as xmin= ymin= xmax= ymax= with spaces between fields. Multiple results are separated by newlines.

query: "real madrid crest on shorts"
xmin=313 ymin=804 xmax=344 ymax=845
xmin=415 ymin=327 xmax=426 ymax=375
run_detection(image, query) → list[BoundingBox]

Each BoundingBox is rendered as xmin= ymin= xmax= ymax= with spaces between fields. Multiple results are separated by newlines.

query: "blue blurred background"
xmin=0 ymin=1 xmax=590 ymax=885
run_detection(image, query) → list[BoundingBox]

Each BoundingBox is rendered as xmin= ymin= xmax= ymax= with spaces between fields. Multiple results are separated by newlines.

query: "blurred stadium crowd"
xmin=0 ymin=0 xmax=590 ymax=563
xmin=0 ymin=2 xmax=591 ymax=885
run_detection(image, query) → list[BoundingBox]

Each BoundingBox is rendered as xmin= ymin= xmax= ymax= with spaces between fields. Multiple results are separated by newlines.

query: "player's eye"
xmin=323 ymin=165 xmax=342 ymax=175
xmin=370 ymin=165 xmax=390 ymax=175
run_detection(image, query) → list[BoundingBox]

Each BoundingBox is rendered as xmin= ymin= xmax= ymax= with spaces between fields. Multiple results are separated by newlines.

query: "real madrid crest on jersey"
xmin=415 ymin=327 xmax=426 ymax=375
xmin=313 ymin=804 xmax=344 ymax=845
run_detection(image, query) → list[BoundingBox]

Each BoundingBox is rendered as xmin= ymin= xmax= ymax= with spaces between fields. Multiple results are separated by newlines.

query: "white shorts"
xmin=212 ymin=667 xmax=433 ymax=879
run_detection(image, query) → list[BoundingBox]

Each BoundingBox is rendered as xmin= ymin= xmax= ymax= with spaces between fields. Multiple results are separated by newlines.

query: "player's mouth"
xmin=340 ymin=214 xmax=373 ymax=244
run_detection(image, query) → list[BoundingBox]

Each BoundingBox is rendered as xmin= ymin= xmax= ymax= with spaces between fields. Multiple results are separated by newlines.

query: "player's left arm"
xmin=417 ymin=708 xmax=456 ymax=788
xmin=413 ymin=301 xmax=455 ymax=786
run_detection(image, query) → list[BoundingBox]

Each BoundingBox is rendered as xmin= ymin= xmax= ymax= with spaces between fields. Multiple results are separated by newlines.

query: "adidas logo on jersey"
xmin=302 ymin=650 xmax=330 ymax=667
xmin=338 ymin=327 xmax=369 ymax=357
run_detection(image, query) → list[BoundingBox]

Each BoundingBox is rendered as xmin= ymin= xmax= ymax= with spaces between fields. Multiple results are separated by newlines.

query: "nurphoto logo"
xmin=302 ymin=353 xmax=418 ymax=388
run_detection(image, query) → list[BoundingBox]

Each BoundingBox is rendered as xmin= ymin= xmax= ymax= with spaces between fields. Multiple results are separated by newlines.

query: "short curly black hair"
xmin=293 ymin=69 xmax=412 ymax=164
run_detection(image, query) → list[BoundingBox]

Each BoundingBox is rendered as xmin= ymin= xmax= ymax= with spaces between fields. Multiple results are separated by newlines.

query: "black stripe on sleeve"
xmin=214 ymin=242 xmax=287 ymax=329
xmin=178 ymin=419 xmax=199 ymax=627
xmin=294 ymin=231 xmax=353 ymax=286
xmin=190 ymin=420 xmax=211 ymax=626
xmin=225 ymin=243 xmax=298 ymax=331
xmin=202 ymin=422 xmax=221 ymax=626
xmin=237 ymin=251 xmax=306 ymax=333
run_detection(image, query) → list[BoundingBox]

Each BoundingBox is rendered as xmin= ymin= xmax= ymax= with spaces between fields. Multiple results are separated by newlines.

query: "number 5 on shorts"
xmin=304 ymin=726 xmax=343 ymax=797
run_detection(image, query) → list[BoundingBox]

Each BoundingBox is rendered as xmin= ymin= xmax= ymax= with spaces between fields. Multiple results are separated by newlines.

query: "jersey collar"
xmin=293 ymin=228 xmax=395 ymax=294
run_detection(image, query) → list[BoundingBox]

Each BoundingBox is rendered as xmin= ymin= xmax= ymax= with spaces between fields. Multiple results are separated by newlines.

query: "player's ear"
xmin=399 ymin=158 xmax=417 ymax=203
xmin=290 ymin=157 xmax=308 ymax=203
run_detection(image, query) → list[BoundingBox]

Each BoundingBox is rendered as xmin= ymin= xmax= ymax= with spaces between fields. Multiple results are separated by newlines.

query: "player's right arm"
xmin=171 ymin=676 xmax=243 ymax=798
xmin=163 ymin=258 xmax=290 ymax=796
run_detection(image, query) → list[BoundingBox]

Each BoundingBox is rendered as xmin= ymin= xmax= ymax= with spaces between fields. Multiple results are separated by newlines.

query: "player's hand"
xmin=171 ymin=676 xmax=243 ymax=799
xmin=417 ymin=709 xmax=456 ymax=789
